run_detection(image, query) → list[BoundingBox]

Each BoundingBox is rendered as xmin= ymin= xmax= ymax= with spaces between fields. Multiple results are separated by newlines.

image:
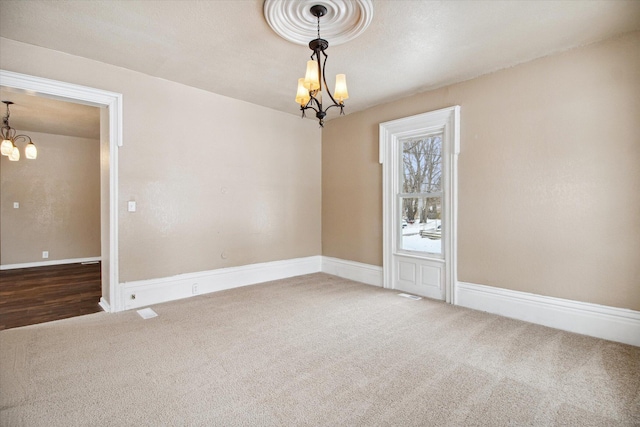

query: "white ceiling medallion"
xmin=264 ymin=0 xmax=373 ymax=46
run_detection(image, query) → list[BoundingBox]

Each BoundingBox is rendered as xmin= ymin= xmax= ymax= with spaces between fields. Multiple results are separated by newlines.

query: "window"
xmin=399 ymin=134 xmax=443 ymax=255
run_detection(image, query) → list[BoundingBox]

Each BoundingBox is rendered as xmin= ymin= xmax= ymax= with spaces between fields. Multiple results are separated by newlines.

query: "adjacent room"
xmin=0 ymin=91 xmax=102 ymax=329
xmin=0 ymin=0 xmax=638 ymax=425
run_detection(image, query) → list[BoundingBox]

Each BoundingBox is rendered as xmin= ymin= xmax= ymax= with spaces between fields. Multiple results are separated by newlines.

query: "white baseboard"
xmin=0 ymin=257 xmax=101 ymax=270
xmin=456 ymin=281 xmax=640 ymax=347
xmin=99 ymin=297 xmax=111 ymax=313
xmin=121 ymin=256 xmax=322 ymax=310
xmin=321 ymin=256 xmax=383 ymax=287
xmin=111 ymin=256 xmax=640 ymax=347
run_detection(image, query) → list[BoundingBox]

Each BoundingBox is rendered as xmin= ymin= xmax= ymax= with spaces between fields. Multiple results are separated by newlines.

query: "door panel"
xmin=395 ymin=255 xmax=444 ymax=299
xmin=421 ymin=264 xmax=441 ymax=287
xmin=398 ymin=261 xmax=416 ymax=283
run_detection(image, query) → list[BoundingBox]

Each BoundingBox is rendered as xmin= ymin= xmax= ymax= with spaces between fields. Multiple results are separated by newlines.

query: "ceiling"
xmin=0 ymin=89 xmax=99 ymax=139
xmin=1 ymin=0 xmax=639 ymax=132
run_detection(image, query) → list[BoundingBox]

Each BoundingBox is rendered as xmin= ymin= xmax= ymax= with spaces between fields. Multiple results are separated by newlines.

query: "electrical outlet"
xmin=42 ymin=251 xmax=49 ymax=259
xmin=192 ymin=283 xmax=198 ymax=295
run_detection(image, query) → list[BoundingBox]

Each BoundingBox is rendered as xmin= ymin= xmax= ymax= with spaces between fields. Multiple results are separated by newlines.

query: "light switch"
xmin=13 ymin=202 xmax=19 ymax=209
xmin=128 ymin=201 xmax=136 ymax=212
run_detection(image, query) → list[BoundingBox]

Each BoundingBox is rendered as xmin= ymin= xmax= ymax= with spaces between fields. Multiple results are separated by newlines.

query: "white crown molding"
xmin=0 ymin=257 xmax=101 ymax=270
xmin=456 ymin=281 xmax=640 ymax=347
xmin=264 ymin=0 xmax=373 ymax=46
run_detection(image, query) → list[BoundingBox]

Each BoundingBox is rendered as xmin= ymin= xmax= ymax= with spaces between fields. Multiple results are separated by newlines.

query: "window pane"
xmin=402 ymin=135 xmax=442 ymax=194
xmin=400 ymin=197 xmax=442 ymax=254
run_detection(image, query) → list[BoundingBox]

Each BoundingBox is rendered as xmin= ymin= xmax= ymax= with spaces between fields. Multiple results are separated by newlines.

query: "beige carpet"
xmin=1 ymin=273 xmax=638 ymax=426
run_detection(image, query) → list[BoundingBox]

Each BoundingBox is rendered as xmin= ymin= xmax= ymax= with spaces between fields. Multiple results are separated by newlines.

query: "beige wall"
xmin=2 ymin=32 xmax=637 ymax=311
xmin=0 ymin=37 xmax=322 ymax=283
xmin=323 ymin=31 xmax=640 ymax=310
xmin=1 ymin=131 xmax=101 ymax=264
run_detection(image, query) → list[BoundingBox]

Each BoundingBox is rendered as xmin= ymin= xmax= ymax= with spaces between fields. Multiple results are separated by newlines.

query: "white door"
xmin=380 ymin=107 xmax=460 ymax=302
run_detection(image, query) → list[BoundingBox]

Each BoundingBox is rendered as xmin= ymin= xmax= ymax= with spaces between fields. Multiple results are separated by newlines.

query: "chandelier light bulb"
xmin=334 ymin=74 xmax=349 ymax=103
xmin=9 ymin=145 xmax=20 ymax=161
xmin=304 ymin=60 xmax=320 ymax=91
xmin=1 ymin=139 xmax=12 ymax=156
xmin=25 ymin=141 xmax=38 ymax=159
xmin=296 ymin=78 xmax=311 ymax=106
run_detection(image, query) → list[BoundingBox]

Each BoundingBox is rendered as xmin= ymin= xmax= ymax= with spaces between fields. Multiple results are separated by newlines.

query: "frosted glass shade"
xmin=25 ymin=141 xmax=37 ymax=159
xmin=304 ymin=60 xmax=320 ymax=91
xmin=9 ymin=146 xmax=20 ymax=161
xmin=334 ymin=74 xmax=349 ymax=103
xmin=1 ymin=139 xmax=13 ymax=156
xmin=295 ymin=78 xmax=311 ymax=106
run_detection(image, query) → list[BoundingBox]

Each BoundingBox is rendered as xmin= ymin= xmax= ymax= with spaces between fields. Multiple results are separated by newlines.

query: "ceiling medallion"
xmin=264 ymin=0 xmax=374 ymax=46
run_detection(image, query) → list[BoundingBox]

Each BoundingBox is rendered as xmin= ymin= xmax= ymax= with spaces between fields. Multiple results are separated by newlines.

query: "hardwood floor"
xmin=0 ymin=262 xmax=102 ymax=330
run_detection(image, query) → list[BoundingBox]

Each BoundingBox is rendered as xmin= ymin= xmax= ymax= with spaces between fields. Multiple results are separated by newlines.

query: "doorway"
xmin=380 ymin=106 xmax=460 ymax=302
xmin=0 ymin=69 xmax=123 ymax=312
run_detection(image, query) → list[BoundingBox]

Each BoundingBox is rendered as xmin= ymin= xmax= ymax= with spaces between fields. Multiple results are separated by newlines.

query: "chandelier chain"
xmin=2 ymin=103 xmax=10 ymax=126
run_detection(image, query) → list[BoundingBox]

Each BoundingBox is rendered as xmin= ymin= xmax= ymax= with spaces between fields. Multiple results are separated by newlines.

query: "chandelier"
xmin=295 ymin=4 xmax=349 ymax=127
xmin=1 ymin=101 xmax=37 ymax=161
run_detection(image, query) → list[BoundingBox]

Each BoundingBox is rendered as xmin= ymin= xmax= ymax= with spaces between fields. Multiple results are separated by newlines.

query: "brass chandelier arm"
xmin=302 ymin=100 xmax=321 ymax=114
xmin=299 ymin=44 xmax=344 ymax=126
xmin=323 ymin=102 xmax=345 ymax=114
xmin=11 ymin=134 xmax=33 ymax=144
xmin=1 ymin=126 xmax=16 ymax=140
xmin=319 ymin=50 xmax=341 ymax=108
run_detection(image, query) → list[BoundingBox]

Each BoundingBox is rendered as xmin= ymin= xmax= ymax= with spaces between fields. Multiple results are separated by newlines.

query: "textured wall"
xmin=0 ymin=131 xmax=101 ymax=264
xmin=322 ymin=32 xmax=640 ymax=310
xmin=0 ymin=37 xmax=322 ymax=282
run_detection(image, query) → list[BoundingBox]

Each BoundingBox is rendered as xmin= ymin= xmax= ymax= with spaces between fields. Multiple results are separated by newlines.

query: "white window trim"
xmin=379 ymin=106 xmax=460 ymax=303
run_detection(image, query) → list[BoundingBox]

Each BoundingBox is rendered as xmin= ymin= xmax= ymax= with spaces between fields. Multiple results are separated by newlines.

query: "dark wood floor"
xmin=0 ymin=262 xmax=102 ymax=330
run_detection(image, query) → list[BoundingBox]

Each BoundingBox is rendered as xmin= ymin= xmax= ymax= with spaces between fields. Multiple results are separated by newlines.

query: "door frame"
xmin=379 ymin=106 xmax=460 ymax=303
xmin=0 ymin=69 xmax=123 ymax=312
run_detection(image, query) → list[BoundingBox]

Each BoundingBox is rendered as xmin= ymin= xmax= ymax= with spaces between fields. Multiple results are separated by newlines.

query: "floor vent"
xmin=398 ymin=293 xmax=422 ymax=300
xmin=137 ymin=308 xmax=158 ymax=319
